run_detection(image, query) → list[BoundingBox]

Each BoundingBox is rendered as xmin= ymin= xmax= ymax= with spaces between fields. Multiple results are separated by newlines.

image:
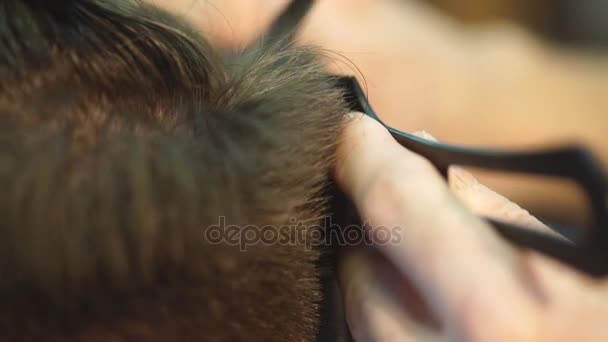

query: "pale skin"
xmin=148 ymin=0 xmax=608 ymax=339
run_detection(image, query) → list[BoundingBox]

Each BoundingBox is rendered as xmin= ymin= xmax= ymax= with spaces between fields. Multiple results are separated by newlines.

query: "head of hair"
xmin=0 ymin=1 xmax=348 ymax=340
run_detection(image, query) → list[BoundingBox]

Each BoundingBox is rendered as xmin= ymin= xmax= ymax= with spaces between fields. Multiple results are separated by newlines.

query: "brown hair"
xmin=0 ymin=0 xmax=348 ymax=340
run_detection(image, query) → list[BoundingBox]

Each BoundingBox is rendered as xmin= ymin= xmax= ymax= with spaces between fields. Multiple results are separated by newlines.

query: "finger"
xmin=339 ymin=246 xmax=440 ymax=342
xmin=448 ymin=166 xmax=565 ymax=238
xmin=410 ymin=131 xmax=562 ymax=238
xmin=335 ymin=114 xmax=537 ymax=325
xmin=522 ymin=252 xmax=608 ymax=341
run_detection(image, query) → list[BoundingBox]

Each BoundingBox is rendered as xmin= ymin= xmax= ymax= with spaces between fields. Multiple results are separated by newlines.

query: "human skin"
xmin=335 ymin=113 xmax=608 ymax=341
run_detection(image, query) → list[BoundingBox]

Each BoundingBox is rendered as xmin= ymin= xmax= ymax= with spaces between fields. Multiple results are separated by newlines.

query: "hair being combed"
xmin=0 ymin=1 xmax=348 ymax=341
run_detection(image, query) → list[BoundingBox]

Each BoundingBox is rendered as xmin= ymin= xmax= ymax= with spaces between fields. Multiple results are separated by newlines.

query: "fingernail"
xmin=412 ymin=130 xmax=438 ymax=142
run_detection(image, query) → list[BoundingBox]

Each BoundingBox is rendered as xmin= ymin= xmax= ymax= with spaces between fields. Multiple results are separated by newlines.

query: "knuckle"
xmin=369 ymin=153 xmax=437 ymax=196
xmin=360 ymin=152 xmax=444 ymax=225
xmin=457 ymin=286 xmax=539 ymax=342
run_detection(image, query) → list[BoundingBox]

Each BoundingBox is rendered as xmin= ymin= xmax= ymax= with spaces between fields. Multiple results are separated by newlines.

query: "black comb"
xmin=339 ymin=76 xmax=608 ymax=276
xmin=267 ymin=0 xmax=608 ymax=276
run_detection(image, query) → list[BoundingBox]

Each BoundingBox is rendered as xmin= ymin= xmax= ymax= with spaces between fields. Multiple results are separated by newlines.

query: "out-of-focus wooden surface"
xmin=425 ymin=0 xmax=608 ymax=49
xmin=426 ymin=0 xmax=551 ymax=31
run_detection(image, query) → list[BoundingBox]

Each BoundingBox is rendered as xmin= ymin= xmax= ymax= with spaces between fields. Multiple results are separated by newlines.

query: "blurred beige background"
xmin=427 ymin=0 xmax=608 ymax=49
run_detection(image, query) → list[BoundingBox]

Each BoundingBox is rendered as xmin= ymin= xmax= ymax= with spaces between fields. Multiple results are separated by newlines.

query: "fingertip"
xmin=334 ymin=112 xmax=401 ymax=200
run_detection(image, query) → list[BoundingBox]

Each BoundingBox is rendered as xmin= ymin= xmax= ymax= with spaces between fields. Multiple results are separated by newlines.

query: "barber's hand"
xmin=335 ymin=113 xmax=608 ymax=341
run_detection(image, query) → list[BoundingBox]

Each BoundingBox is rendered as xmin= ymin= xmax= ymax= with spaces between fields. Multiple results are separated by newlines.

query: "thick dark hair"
xmin=0 ymin=0 xmax=348 ymax=340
